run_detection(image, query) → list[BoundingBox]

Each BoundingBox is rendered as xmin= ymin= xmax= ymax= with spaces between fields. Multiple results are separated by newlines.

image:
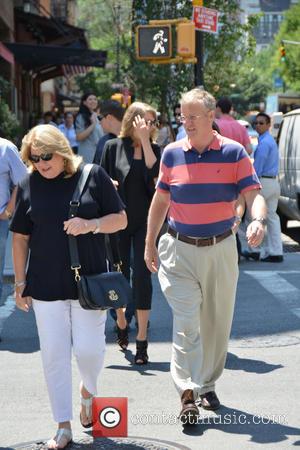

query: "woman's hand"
xmin=15 ymin=286 xmax=32 ymax=312
xmin=90 ymin=112 xmax=98 ymax=126
xmin=133 ymin=115 xmax=151 ymax=142
xmin=64 ymin=217 xmax=95 ymax=236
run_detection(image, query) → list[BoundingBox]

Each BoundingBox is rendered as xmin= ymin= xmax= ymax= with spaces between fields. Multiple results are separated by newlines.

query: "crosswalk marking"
xmin=244 ymin=270 xmax=300 ymax=319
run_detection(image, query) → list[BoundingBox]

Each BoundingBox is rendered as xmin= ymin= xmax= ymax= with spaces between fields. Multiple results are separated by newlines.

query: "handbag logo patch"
xmin=108 ymin=290 xmax=119 ymax=301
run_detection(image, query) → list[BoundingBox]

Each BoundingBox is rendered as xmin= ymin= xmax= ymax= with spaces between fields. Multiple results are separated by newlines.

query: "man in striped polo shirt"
xmin=145 ymin=89 xmax=267 ymax=425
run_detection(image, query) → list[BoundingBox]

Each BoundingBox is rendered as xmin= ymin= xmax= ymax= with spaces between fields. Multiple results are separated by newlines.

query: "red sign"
xmin=93 ymin=397 xmax=128 ymax=437
xmin=193 ymin=6 xmax=218 ymax=34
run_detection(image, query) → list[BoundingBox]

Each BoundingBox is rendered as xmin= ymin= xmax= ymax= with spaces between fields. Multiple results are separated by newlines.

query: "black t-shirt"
xmin=10 ymin=164 xmax=125 ymax=301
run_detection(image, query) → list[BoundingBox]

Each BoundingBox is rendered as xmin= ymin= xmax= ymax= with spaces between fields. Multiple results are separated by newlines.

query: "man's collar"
xmin=183 ymin=131 xmax=223 ymax=152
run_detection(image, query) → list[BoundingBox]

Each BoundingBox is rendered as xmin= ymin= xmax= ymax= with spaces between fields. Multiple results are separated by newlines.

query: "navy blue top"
xmin=10 ymin=164 xmax=124 ymax=301
xmin=253 ymin=131 xmax=279 ymax=177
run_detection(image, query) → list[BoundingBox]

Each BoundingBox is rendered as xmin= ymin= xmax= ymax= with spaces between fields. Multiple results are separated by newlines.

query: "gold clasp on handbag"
xmin=71 ymin=265 xmax=81 ymax=281
xmin=113 ymin=261 xmax=122 ymax=273
xmin=108 ymin=290 xmax=119 ymax=301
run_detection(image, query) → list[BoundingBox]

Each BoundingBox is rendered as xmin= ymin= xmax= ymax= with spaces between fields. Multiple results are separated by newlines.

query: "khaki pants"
xmin=158 ymin=232 xmax=238 ymax=398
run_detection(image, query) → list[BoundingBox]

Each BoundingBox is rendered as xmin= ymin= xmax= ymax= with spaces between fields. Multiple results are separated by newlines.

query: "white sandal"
xmin=47 ymin=428 xmax=72 ymax=449
xmin=80 ymin=396 xmax=93 ymax=428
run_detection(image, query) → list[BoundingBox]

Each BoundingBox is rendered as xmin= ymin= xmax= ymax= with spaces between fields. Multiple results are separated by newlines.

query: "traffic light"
xmin=177 ymin=22 xmax=195 ymax=58
xmin=280 ymin=42 xmax=286 ymax=62
xmin=136 ymin=25 xmax=172 ymax=60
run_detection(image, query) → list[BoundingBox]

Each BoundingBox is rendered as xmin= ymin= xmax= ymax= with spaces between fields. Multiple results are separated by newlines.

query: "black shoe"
xmin=260 ymin=255 xmax=283 ymax=263
xmin=242 ymin=250 xmax=260 ymax=261
xmin=134 ymin=339 xmax=149 ymax=365
xmin=116 ymin=325 xmax=129 ymax=350
xmin=200 ymin=391 xmax=221 ymax=411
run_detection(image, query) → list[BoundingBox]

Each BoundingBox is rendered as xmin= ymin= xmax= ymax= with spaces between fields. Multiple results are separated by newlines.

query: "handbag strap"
xmin=67 ymin=164 xmax=123 ymax=281
xmin=68 ymin=164 xmax=93 ymax=281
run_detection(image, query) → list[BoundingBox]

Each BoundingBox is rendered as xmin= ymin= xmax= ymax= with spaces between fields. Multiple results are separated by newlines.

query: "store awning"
xmin=0 ymin=42 xmax=14 ymax=65
xmin=3 ymin=43 xmax=106 ymax=70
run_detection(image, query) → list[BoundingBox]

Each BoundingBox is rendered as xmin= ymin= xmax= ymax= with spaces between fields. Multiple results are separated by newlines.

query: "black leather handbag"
xmin=68 ymin=164 xmax=131 ymax=311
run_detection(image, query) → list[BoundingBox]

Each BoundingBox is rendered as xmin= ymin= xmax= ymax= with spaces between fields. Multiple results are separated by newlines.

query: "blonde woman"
xmin=10 ymin=125 xmax=127 ymax=449
xmin=101 ymin=102 xmax=160 ymax=365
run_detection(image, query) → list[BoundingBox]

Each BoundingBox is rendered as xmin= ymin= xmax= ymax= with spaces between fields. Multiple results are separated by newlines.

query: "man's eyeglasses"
xmin=29 ymin=153 xmax=54 ymax=163
xmin=174 ymin=113 xmax=181 ymax=117
xmin=254 ymin=121 xmax=267 ymax=126
xmin=180 ymin=114 xmax=205 ymax=123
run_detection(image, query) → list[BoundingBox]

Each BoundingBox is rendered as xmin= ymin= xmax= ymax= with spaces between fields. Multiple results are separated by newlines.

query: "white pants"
xmin=32 ymin=299 xmax=106 ymax=423
xmin=260 ymin=177 xmax=283 ymax=257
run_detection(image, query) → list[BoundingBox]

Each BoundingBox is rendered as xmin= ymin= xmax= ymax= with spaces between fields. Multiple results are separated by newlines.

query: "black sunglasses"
xmin=29 ymin=153 xmax=54 ymax=163
xmin=147 ymin=119 xmax=158 ymax=126
xmin=98 ymin=114 xmax=108 ymax=121
xmin=254 ymin=121 xmax=266 ymax=125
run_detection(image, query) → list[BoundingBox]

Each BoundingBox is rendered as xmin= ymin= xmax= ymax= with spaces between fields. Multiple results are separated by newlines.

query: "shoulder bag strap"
xmin=68 ymin=164 xmax=93 ymax=280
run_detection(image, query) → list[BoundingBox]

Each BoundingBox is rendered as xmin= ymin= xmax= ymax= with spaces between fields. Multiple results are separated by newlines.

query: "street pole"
xmin=194 ymin=29 xmax=204 ymax=88
xmin=192 ymin=0 xmax=204 ymax=88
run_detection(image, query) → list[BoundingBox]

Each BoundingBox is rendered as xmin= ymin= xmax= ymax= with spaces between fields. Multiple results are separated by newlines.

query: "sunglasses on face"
xmin=29 ymin=153 xmax=54 ymax=163
xmin=146 ymin=119 xmax=158 ymax=127
xmin=254 ymin=121 xmax=267 ymax=126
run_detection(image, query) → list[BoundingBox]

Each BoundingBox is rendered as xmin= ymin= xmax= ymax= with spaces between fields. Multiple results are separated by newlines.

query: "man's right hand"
xmin=144 ymin=242 xmax=159 ymax=273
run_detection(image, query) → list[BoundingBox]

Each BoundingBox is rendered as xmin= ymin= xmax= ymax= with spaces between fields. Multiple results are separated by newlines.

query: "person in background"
xmin=93 ymin=100 xmax=125 ymax=165
xmin=59 ymin=112 xmax=78 ymax=154
xmin=145 ymin=88 xmax=266 ymax=424
xmin=10 ymin=124 xmax=127 ymax=449
xmin=247 ymin=112 xmax=283 ymax=262
xmin=41 ymin=111 xmax=58 ymax=127
xmin=101 ymin=102 xmax=160 ymax=365
xmin=75 ymin=92 xmax=104 ymax=163
xmin=93 ymin=100 xmax=135 ymax=327
xmin=0 ymin=138 xmax=27 ymax=341
xmin=156 ymin=113 xmax=173 ymax=151
xmin=173 ymin=103 xmax=185 ymax=140
xmin=215 ymin=97 xmax=252 ymax=155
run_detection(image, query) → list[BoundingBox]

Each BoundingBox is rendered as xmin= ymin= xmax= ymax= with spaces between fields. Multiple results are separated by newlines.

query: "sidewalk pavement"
xmin=0 ymin=253 xmax=300 ymax=449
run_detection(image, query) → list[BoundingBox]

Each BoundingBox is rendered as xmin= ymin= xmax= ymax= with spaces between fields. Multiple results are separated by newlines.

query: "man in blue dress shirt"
xmin=253 ymin=113 xmax=283 ymax=262
xmin=0 ymin=138 xmax=27 ymax=340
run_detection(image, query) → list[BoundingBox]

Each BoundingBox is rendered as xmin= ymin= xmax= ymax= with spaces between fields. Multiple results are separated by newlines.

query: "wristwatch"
xmin=4 ymin=209 xmax=12 ymax=219
xmin=252 ymin=217 xmax=267 ymax=226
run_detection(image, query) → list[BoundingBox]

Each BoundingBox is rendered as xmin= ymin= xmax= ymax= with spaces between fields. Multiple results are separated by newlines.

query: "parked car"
xmin=277 ymin=108 xmax=300 ymax=230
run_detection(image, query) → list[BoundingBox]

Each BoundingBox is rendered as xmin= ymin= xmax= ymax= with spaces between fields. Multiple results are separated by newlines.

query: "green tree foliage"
xmin=271 ymin=1 xmax=300 ymax=92
xmin=0 ymin=76 xmax=20 ymax=142
xmin=76 ymin=0 xmax=259 ymax=113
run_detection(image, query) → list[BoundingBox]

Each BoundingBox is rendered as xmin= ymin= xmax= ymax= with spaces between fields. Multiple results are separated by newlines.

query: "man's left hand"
xmin=246 ymin=220 xmax=265 ymax=247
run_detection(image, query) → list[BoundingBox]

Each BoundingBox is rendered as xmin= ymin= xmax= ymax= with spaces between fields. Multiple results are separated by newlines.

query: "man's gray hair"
xmin=180 ymin=89 xmax=216 ymax=112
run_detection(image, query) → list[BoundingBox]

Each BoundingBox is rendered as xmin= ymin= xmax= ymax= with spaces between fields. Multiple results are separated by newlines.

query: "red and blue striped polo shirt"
xmin=157 ymin=132 xmax=261 ymax=237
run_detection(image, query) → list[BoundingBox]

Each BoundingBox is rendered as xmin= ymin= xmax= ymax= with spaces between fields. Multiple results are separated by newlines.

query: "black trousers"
xmin=119 ymin=223 xmax=152 ymax=310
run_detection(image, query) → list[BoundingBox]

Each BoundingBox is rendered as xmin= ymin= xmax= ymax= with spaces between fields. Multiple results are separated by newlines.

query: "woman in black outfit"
xmin=101 ymin=101 xmax=160 ymax=365
xmin=10 ymin=125 xmax=127 ymax=449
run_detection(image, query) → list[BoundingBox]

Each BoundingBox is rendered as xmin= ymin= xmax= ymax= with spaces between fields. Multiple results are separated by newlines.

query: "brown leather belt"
xmin=167 ymin=226 xmax=232 ymax=247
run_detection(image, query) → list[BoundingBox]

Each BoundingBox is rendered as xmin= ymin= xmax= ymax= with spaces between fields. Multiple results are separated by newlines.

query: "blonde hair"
xmin=181 ymin=89 xmax=216 ymax=112
xmin=119 ymin=101 xmax=158 ymax=141
xmin=21 ymin=124 xmax=82 ymax=177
